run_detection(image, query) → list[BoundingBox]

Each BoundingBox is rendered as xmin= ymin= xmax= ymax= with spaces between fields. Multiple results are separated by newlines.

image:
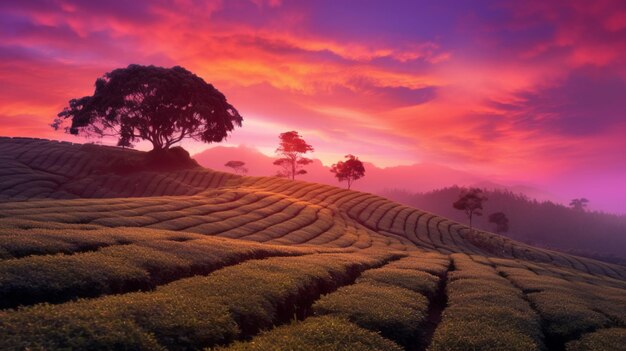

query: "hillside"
xmin=0 ymin=137 xmax=625 ymax=351
xmin=385 ymin=187 xmax=626 ymax=264
xmin=0 ymin=137 xmax=235 ymax=200
xmin=192 ymin=144 xmax=491 ymax=193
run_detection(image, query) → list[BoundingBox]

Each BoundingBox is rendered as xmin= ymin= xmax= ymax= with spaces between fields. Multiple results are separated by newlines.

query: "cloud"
xmin=1 ymin=0 xmax=626 ymax=211
xmin=489 ymin=67 xmax=626 ymax=136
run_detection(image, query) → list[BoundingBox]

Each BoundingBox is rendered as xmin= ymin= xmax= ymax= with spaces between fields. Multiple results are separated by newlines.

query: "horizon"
xmin=1 ymin=0 xmax=625 ymax=213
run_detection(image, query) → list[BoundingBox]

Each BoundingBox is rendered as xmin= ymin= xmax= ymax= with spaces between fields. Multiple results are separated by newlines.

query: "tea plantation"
xmin=0 ymin=137 xmax=624 ymax=350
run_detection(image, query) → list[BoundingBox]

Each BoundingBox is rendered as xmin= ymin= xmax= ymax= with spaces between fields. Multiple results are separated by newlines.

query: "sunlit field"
xmin=0 ymin=138 xmax=624 ymax=350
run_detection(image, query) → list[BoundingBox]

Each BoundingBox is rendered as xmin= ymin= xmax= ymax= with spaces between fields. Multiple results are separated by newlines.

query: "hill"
xmin=0 ymin=137 xmax=625 ymax=351
xmin=193 ymin=144 xmax=492 ymax=193
xmin=384 ymin=187 xmax=626 ymax=264
xmin=0 ymin=137 xmax=235 ymax=201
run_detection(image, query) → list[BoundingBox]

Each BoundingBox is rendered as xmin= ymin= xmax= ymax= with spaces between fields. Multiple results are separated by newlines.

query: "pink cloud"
xmin=1 ymin=0 xmax=625 ymax=211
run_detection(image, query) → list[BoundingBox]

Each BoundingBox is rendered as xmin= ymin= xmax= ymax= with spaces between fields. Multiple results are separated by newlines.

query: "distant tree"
xmin=273 ymin=131 xmax=314 ymax=180
xmin=569 ymin=198 xmax=589 ymax=211
xmin=453 ymin=188 xmax=488 ymax=231
xmin=330 ymin=154 xmax=365 ymax=189
xmin=225 ymin=160 xmax=248 ymax=175
xmin=489 ymin=212 xmax=509 ymax=234
xmin=53 ymin=64 xmax=243 ymax=151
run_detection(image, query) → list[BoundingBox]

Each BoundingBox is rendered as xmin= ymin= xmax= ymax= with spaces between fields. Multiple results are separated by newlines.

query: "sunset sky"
xmin=1 ymin=1 xmax=625 ymax=212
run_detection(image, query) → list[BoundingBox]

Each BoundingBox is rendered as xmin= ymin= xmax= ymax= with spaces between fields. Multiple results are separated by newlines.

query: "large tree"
xmin=453 ymin=188 xmax=488 ymax=231
xmin=273 ymin=131 xmax=313 ymax=180
xmin=330 ymin=154 xmax=365 ymax=189
xmin=53 ymin=64 xmax=243 ymax=151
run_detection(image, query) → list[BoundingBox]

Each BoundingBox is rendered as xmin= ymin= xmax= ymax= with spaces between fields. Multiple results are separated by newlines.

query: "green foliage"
xmin=0 ymin=233 xmax=321 ymax=308
xmin=566 ymin=328 xmax=626 ymax=351
xmin=0 ymin=226 xmax=202 ymax=259
xmin=385 ymin=186 xmax=626 ymax=264
xmin=358 ymin=267 xmax=439 ymax=296
xmin=429 ymin=254 xmax=544 ymax=351
xmin=0 ymin=291 xmax=237 ymax=351
xmin=0 ymin=303 xmax=166 ymax=351
xmin=530 ymin=291 xmax=610 ymax=338
xmin=496 ymin=265 xmax=622 ymax=340
xmin=311 ymin=254 xmax=445 ymax=347
xmin=54 ymin=64 xmax=243 ymax=150
xmin=0 ymin=138 xmax=235 ymax=201
xmin=214 ymin=316 xmax=403 ymax=351
xmin=0 ymin=252 xmax=397 ymax=350
xmin=385 ymin=253 xmax=450 ymax=276
xmin=313 ymin=282 xmax=428 ymax=346
xmin=2 ymin=138 xmax=626 ymax=351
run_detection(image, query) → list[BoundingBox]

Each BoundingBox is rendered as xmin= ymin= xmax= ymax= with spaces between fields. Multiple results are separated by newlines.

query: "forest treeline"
xmin=384 ymin=187 xmax=626 ymax=265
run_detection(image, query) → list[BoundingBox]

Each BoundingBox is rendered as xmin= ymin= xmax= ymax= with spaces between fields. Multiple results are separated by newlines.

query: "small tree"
xmin=53 ymin=64 xmax=243 ymax=151
xmin=569 ymin=198 xmax=589 ymax=211
xmin=225 ymin=160 xmax=248 ymax=175
xmin=488 ymin=212 xmax=509 ymax=234
xmin=453 ymin=188 xmax=487 ymax=231
xmin=273 ymin=131 xmax=313 ymax=180
xmin=330 ymin=154 xmax=365 ymax=189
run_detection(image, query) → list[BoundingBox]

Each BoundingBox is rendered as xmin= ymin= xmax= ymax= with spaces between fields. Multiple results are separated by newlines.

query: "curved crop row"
xmin=216 ymin=316 xmax=403 ymax=351
xmin=0 ymin=138 xmax=236 ymax=200
xmin=0 ymin=231 xmax=331 ymax=308
xmin=428 ymin=254 xmax=544 ymax=351
xmin=494 ymin=259 xmax=626 ymax=347
xmin=0 ymin=251 xmax=401 ymax=350
xmin=312 ymin=253 xmax=449 ymax=348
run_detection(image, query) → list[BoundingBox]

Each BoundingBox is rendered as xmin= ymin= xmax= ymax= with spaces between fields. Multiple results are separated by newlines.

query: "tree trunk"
xmin=151 ymin=139 xmax=164 ymax=152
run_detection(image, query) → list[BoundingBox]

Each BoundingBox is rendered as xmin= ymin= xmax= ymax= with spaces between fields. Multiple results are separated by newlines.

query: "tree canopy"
xmin=225 ymin=160 xmax=248 ymax=175
xmin=273 ymin=131 xmax=313 ymax=180
xmin=53 ymin=64 xmax=243 ymax=151
xmin=488 ymin=211 xmax=509 ymax=234
xmin=569 ymin=198 xmax=589 ymax=211
xmin=330 ymin=154 xmax=365 ymax=189
xmin=453 ymin=188 xmax=488 ymax=230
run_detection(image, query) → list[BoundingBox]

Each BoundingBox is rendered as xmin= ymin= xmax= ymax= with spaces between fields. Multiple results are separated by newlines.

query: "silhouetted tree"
xmin=384 ymin=186 xmax=626 ymax=264
xmin=489 ymin=212 xmax=509 ymax=234
xmin=330 ymin=154 xmax=365 ymax=189
xmin=225 ymin=160 xmax=248 ymax=175
xmin=453 ymin=188 xmax=487 ymax=231
xmin=53 ymin=64 xmax=243 ymax=151
xmin=273 ymin=131 xmax=313 ymax=180
xmin=569 ymin=198 xmax=589 ymax=211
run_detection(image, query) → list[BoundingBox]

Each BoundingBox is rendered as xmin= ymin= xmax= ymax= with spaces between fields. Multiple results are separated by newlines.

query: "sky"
xmin=1 ymin=0 xmax=625 ymax=213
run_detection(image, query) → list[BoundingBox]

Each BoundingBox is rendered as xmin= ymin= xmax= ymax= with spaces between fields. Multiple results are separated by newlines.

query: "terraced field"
xmin=0 ymin=137 xmax=625 ymax=350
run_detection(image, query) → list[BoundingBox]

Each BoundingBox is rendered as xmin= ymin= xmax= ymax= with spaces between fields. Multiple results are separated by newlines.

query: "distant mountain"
xmin=193 ymin=145 xmax=522 ymax=194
